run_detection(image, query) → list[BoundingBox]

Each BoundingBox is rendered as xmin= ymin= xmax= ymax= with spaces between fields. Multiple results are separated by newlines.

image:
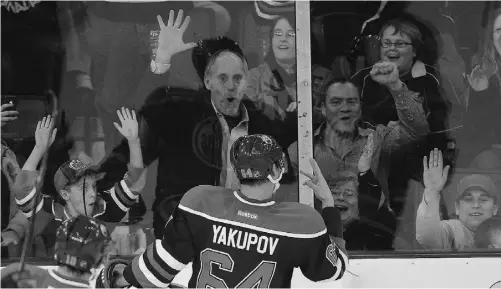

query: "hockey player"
xmin=111 ymin=134 xmax=348 ymax=288
xmin=13 ymin=108 xmax=145 ymax=251
xmin=1 ymin=215 xmax=112 ymax=288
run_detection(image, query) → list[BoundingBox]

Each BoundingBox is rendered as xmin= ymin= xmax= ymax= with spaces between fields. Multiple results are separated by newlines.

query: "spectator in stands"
xmin=13 ymin=112 xmax=146 ymax=254
xmin=416 ymin=148 xmax=500 ymax=250
xmin=99 ymin=13 xmax=297 ymax=238
xmin=1 ymin=104 xmax=29 ymax=257
xmin=351 ymin=15 xmax=450 ymax=220
xmin=244 ymin=13 xmax=298 ymax=121
xmin=462 ymin=5 xmax=501 ymax=166
xmin=59 ymin=2 xmax=230 ymax=159
xmin=351 ymin=16 xmax=448 ymax=135
xmin=469 ymin=145 xmax=501 ymax=170
xmin=475 ymin=216 xmax=501 ymax=249
xmin=327 ymin=133 xmax=396 ymax=251
xmin=288 ymin=72 xmax=429 ymax=201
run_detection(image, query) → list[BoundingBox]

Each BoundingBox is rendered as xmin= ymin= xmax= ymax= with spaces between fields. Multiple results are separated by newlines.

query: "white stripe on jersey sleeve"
xmin=154 ymin=240 xmax=187 ymax=271
xmin=138 ymin=254 xmax=170 ymax=288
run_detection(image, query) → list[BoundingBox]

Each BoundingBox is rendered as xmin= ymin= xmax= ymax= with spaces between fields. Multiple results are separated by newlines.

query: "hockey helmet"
xmin=230 ymin=134 xmax=286 ymax=180
xmin=55 ymin=215 xmax=111 ymax=272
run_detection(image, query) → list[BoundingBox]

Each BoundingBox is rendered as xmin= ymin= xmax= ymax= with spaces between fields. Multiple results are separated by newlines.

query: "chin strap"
xmin=18 ymin=90 xmax=59 ymax=274
xmin=267 ymin=169 xmax=284 ymax=192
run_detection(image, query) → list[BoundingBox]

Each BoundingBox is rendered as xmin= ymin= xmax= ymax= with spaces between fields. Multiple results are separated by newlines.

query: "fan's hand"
xmin=155 ymin=10 xmax=197 ymax=62
xmin=1 ymin=103 xmax=19 ymax=127
xmin=358 ymin=132 xmax=374 ymax=173
xmin=34 ymin=115 xmax=57 ymax=152
xmin=423 ymin=148 xmax=450 ymax=194
xmin=300 ymin=158 xmax=334 ymax=208
xmin=370 ymin=61 xmax=402 ymax=90
xmin=114 ymin=108 xmax=139 ymax=142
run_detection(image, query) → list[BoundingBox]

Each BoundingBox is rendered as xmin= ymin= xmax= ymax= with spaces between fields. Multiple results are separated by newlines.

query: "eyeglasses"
xmin=380 ymin=40 xmax=413 ymax=49
xmin=274 ymin=30 xmax=296 ymax=38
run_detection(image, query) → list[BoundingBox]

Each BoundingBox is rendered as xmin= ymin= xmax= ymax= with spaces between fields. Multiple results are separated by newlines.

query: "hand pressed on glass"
xmin=34 ymin=115 xmax=57 ymax=151
xmin=155 ymin=9 xmax=197 ymax=63
xmin=423 ymin=148 xmax=450 ymax=197
xmin=113 ymin=107 xmax=138 ymax=142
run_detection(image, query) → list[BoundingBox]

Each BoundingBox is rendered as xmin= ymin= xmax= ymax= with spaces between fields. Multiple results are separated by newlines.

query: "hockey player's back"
xmin=180 ymin=185 xmax=346 ymax=288
xmin=122 ymin=134 xmax=348 ymax=288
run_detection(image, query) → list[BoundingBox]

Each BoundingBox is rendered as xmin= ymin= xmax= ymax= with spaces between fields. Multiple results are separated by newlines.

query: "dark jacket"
xmin=344 ymin=170 xmax=396 ymax=251
xmin=98 ymin=87 xmax=297 ymax=211
xmin=352 ymin=61 xmax=450 ymax=182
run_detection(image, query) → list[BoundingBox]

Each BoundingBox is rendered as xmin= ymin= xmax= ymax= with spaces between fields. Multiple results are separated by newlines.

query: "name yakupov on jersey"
xmin=123 ymin=185 xmax=349 ymax=288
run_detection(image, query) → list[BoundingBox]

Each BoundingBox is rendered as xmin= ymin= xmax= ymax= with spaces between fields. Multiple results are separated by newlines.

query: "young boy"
xmin=475 ymin=216 xmax=501 ymax=249
xmin=13 ymin=108 xmax=145 ymax=248
xmin=1 ymin=215 xmax=112 ymax=288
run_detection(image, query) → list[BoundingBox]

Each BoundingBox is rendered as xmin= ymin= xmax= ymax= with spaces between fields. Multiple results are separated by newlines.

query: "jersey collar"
xmin=234 ymin=190 xmax=276 ymax=207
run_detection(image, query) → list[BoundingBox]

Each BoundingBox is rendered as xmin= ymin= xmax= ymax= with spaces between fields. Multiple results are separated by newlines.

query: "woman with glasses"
xmin=351 ymin=16 xmax=448 ymax=132
xmin=244 ymin=13 xmax=298 ymax=123
xmin=350 ymin=16 xmax=451 ymax=231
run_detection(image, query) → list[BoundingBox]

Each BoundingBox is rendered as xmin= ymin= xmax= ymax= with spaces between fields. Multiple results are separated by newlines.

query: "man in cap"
xmin=108 ymin=134 xmax=347 ymax=288
xmin=416 ymin=148 xmax=500 ymax=250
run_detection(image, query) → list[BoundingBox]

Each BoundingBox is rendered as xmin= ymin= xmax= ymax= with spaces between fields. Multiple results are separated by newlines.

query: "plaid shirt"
xmin=289 ymin=83 xmax=430 ymax=198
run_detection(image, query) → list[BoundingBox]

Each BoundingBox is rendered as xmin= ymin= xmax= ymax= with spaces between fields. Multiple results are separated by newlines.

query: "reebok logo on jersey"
xmin=238 ymin=210 xmax=258 ymax=220
xmin=213 ymin=225 xmax=279 ymax=256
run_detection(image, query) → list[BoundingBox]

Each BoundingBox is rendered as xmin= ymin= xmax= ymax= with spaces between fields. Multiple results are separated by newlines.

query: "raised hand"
xmin=1 ymin=103 xmax=19 ymax=127
xmin=370 ymin=61 xmax=401 ymax=89
xmin=423 ymin=148 xmax=450 ymax=193
xmin=34 ymin=115 xmax=57 ymax=152
xmin=358 ymin=132 xmax=374 ymax=173
xmin=300 ymin=158 xmax=334 ymax=207
xmin=467 ymin=65 xmax=489 ymax=92
xmin=114 ymin=107 xmax=139 ymax=142
xmin=155 ymin=9 xmax=197 ymax=61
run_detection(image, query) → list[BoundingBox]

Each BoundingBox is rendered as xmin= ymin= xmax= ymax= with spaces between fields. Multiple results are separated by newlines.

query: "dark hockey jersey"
xmin=0 ymin=263 xmax=90 ymax=288
xmin=123 ymin=185 xmax=348 ymax=288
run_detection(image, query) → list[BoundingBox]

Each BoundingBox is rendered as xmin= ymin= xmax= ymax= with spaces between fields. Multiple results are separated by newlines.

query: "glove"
xmin=95 ymin=259 xmax=131 ymax=288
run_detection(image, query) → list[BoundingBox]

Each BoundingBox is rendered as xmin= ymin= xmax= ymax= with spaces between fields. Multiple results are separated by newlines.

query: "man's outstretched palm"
xmin=423 ymin=148 xmax=450 ymax=193
xmin=114 ymin=107 xmax=138 ymax=141
xmin=156 ymin=9 xmax=197 ymax=60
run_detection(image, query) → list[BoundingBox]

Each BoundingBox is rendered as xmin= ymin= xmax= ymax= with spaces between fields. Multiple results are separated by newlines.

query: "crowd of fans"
xmin=1 ymin=0 xmax=501 ymax=268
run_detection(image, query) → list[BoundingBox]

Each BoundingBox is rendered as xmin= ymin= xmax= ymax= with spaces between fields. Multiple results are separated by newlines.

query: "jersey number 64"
xmin=197 ymin=248 xmax=277 ymax=288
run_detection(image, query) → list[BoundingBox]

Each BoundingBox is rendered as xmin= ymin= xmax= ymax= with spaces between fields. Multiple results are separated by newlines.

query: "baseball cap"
xmin=54 ymin=159 xmax=99 ymax=193
xmin=230 ymin=134 xmax=286 ymax=180
xmin=456 ymin=174 xmax=500 ymax=202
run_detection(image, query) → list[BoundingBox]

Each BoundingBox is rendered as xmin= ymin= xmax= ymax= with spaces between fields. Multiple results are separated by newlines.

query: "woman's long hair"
xmin=265 ymin=13 xmax=296 ymax=91
xmin=474 ymin=5 xmax=501 ymax=80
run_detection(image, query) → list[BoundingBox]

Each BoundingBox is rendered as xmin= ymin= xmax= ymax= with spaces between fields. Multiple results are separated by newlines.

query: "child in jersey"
xmin=13 ymin=108 xmax=146 ymax=252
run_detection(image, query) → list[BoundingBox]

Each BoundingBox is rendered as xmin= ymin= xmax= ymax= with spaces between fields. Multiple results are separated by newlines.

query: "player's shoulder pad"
xmin=179 ymin=185 xmax=233 ymax=212
xmin=274 ymin=202 xmax=327 ymax=236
